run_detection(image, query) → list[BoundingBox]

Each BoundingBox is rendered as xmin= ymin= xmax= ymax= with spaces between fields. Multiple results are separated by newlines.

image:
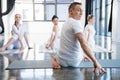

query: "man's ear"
xmin=69 ymin=9 xmax=73 ymax=15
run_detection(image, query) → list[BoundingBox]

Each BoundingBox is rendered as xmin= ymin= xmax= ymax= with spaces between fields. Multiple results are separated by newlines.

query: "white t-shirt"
xmin=57 ymin=18 xmax=84 ymax=62
xmin=12 ymin=24 xmax=26 ymax=40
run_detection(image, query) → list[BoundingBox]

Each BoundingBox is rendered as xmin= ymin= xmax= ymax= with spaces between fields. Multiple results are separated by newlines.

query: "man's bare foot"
xmin=52 ymin=57 xmax=61 ymax=69
xmin=0 ymin=47 xmax=6 ymax=52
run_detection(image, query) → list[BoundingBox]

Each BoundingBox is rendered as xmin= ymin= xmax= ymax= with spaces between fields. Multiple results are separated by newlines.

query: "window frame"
xmin=15 ymin=0 xmax=73 ymax=22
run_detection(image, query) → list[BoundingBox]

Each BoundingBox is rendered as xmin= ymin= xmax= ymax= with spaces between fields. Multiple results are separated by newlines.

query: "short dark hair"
xmin=68 ymin=2 xmax=82 ymax=12
xmin=52 ymin=15 xmax=58 ymax=21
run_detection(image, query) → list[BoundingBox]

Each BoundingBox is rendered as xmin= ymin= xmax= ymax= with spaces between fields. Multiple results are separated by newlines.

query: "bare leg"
xmin=52 ymin=56 xmax=61 ymax=69
xmin=0 ymin=38 xmax=15 ymax=52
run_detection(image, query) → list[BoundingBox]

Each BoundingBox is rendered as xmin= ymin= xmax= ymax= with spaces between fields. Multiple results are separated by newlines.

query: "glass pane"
xmin=57 ymin=4 xmax=69 ymax=21
xmin=15 ymin=4 xmax=33 ymax=21
xmin=35 ymin=4 xmax=44 ymax=20
xmin=108 ymin=0 xmax=112 ymax=4
xmin=107 ymin=5 xmax=111 ymax=21
xmin=46 ymin=0 xmax=55 ymax=3
xmin=34 ymin=0 xmax=44 ymax=3
xmin=46 ymin=5 xmax=55 ymax=20
xmin=2 ymin=0 xmax=7 ymax=13
xmin=15 ymin=0 xmax=33 ymax=3
xmin=57 ymin=0 xmax=73 ymax=3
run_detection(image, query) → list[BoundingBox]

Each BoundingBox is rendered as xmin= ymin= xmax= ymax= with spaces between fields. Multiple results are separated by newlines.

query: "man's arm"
xmin=75 ymin=32 xmax=105 ymax=73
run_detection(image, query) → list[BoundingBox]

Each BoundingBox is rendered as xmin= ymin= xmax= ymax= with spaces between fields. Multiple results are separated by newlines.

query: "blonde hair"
xmin=87 ymin=14 xmax=94 ymax=21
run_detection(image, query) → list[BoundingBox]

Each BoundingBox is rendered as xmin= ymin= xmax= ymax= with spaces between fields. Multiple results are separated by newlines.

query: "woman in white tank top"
xmin=46 ymin=15 xmax=60 ymax=53
xmin=83 ymin=14 xmax=95 ymax=61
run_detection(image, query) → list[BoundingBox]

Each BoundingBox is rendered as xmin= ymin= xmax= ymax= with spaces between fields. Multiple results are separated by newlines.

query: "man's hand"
xmin=93 ymin=61 xmax=106 ymax=75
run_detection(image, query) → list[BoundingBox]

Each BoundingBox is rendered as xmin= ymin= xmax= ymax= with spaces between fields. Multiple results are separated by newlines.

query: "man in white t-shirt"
xmin=53 ymin=2 xmax=105 ymax=73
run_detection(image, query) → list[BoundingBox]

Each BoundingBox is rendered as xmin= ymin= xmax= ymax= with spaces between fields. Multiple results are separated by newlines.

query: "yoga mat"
xmin=0 ymin=49 xmax=22 ymax=54
xmin=39 ymin=45 xmax=112 ymax=53
xmin=6 ymin=60 xmax=52 ymax=70
xmin=39 ymin=49 xmax=54 ymax=53
xmin=93 ymin=45 xmax=112 ymax=53
xmin=6 ymin=59 xmax=120 ymax=70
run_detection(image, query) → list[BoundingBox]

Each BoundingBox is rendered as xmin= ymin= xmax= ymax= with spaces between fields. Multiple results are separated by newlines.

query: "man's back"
xmin=58 ymin=18 xmax=84 ymax=61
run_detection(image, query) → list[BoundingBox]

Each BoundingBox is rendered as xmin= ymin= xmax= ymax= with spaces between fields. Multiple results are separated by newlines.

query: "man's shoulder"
xmin=67 ymin=18 xmax=78 ymax=23
xmin=65 ymin=18 xmax=80 ymax=26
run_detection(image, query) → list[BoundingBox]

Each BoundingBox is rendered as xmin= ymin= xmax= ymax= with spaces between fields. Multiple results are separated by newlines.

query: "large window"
xmin=93 ymin=0 xmax=112 ymax=36
xmin=15 ymin=0 xmax=74 ymax=21
xmin=34 ymin=4 xmax=44 ymax=20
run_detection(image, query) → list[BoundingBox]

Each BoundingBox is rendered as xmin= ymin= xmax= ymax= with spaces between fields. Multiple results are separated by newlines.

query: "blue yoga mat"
xmin=6 ymin=59 xmax=120 ymax=70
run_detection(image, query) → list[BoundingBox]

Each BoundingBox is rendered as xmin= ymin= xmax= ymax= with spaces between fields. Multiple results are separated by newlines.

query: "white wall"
xmin=23 ymin=21 xmax=64 ymax=43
